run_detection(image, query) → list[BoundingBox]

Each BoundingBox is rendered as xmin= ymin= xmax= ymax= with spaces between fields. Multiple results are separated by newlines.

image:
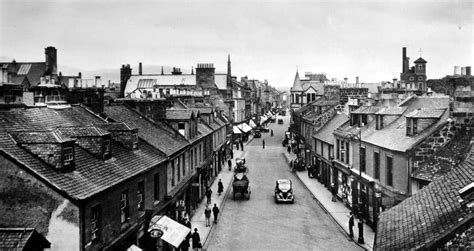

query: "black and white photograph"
xmin=0 ymin=0 xmax=472 ymax=250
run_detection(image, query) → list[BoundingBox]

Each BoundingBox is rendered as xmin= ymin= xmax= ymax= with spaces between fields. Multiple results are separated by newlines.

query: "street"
xmin=205 ymin=114 xmax=362 ymax=250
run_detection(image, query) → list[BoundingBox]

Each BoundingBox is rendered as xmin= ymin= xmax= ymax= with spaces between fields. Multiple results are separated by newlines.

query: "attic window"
xmin=104 ymin=140 xmax=110 ymax=153
xmin=178 ymin=122 xmax=185 ymax=136
xmin=63 ymin=147 xmax=74 ymax=166
xmin=407 ymin=118 xmax=418 ymax=136
xmin=376 ymin=115 xmax=384 ymax=130
xmin=132 ymin=133 xmax=139 ymax=146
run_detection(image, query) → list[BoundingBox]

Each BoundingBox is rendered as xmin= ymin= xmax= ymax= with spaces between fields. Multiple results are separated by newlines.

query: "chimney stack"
xmin=356 ymin=76 xmax=359 ymax=86
xmin=78 ymin=72 xmax=82 ymax=78
xmin=466 ymin=66 xmax=471 ymax=76
xmin=461 ymin=67 xmax=467 ymax=76
xmin=45 ymin=46 xmax=57 ymax=76
xmin=139 ymin=62 xmax=142 ymax=75
xmin=454 ymin=66 xmax=460 ymax=75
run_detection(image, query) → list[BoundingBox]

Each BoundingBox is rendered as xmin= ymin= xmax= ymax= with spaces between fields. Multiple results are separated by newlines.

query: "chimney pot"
xmin=139 ymin=62 xmax=142 ymax=75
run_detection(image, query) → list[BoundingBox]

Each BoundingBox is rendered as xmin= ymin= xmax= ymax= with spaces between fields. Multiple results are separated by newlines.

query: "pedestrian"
xmin=348 ymin=212 xmax=354 ymax=239
xmin=204 ymin=205 xmax=211 ymax=227
xmin=230 ymin=150 xmax=233 ymax=159
xmin=227 ymin=159 xmax=232 ymax=171
xmin=236 ymin=142 xmax=239 ymax=150
xmin=217 ymin=179 xmax=224 ymax=195
xmin=240 ymin=141 xmax=244 ymax=151
xmin=270 ymin=129 xmax=274 ymax=136
xmin=205 ymin=187 xmax=212 ymax=204
xmin=287 ymin=145 xmax=291 ymax=153
xmin=179 ymin=237 xmax=190 ymax=251
xmin=262 ymin=139 xmax=265 ymax=149
xmin=212 ymin=203 xmax=220 ymax=224
xmin=184 ymin=218 xmax=192 ymax=239
xmin=191 ymin=228 xmax=202 ymax=251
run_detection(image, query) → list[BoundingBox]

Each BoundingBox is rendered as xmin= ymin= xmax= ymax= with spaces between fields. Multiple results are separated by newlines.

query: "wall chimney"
xmin=355 ymin=76 xmax=359 ymax=86
xmin=461 ymin=67 xmax=467 ymax=76
xmin=466 ymin=66 xmax=471 ymax=76
xmin=139 ymin=62 xmax=142 ymax=75
xmin=45 ymin=46 xmax=57 ymax=76
xmin=78 ymin=72 xmax=82 ymax=78
xmin=402 ymin=47 xmax=407 ymax=73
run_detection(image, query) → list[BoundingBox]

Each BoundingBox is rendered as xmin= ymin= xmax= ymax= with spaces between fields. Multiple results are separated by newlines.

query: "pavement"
xmin=189 ymin=123 xmax=374 ymax=250
xmin=188 ymin=136 xmax=253 ymax=250
xmin=283 ymin=151 xmax=375 ymax=251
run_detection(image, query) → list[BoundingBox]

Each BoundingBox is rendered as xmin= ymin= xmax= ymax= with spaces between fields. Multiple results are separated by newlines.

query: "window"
xmin=178 ymin=123 xmax=185 ymax=136
xmin=182 ymin=154 xmax=186 ymax=176
xmin=374 ymin=152 xmax=380 ymax=180
xmin=194 ymin=148 xmax=198 ymax=166
xmin=132 ymin=133 xmax=139 ymax=148
xmin=418 ymin=76 xmax=423 ymax=81
xmin=336 ymin=139 xmax=340 ymax=160
xmin=312 ymin=93 xmax=316 ymax=101
xmin=307 ymin=93 xmax=311 ymax=103
xmin=346 ymin=142 xmax=350 ymax=164
xmin=190 ymin=150 xmax=194 ymax=169
xmin=361 ymin=115 xmax=368 ymax=126
xmin=120 ymin=191 xmax=129 ymax=223
xmin=154 ymin=173 xmax=160 ymax=201
xmin=339 ymin=140 xmax=345 ymax=163
xmin=410 ymin=76 xmax=414 ymax=81
xmin=104 ymin=139 xmax=110 ymax=154
xmin=386 ymin=156 xmax=393 ymax=186
xmin=376 ymin=115 xmax=383 ymax=130
xmin=314 ymin=139 xmax=317 ymax=153
xmin=91 ymin=205 xmax=101 ymax=241
xmin=360 ymin=147 xmax=366 ymax=173
xmin=137 ymin=181 xmax=144 ymax=211
xmin=171 ymin=160 xmax=175 ymax=186
xmin=321 ymin=141 xmax=324 ymax=157
xmin=63 ymin=146 xmax=74 ymax=166
xmin=413 ymin=119 xmax=418 ymax=134
xmin=177 ymin=157 xmax=181 ymax=181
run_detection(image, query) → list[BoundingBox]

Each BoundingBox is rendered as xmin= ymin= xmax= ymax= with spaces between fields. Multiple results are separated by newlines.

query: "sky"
xmin=0 ymin=0 xmax=472 ymax=90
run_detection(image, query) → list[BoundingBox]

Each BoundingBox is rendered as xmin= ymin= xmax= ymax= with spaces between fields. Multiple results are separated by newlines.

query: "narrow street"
xmin=205 ymin=114 xmax=362 ymax=250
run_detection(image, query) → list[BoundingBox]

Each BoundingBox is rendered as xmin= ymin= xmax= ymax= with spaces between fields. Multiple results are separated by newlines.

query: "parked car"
xmin=278 ymin=119 xmax=284 ymax=124
xmin=279 ymin=110 xmax=286 ymax=116
xmin=254 ymin=130 xmax=261 ymax=138
xmin=274 ymin=179 xmax=294 ymax=203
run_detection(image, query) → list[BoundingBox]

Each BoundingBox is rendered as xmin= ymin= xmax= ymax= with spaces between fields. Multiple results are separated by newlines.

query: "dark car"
xmin=279 ymin=110 xmax=286 ymax=116
xmin=277 ymin=119 xmax=284 ymax=124
xmin=254 ymin=130 xmax=261 ymax=138
xmin=274 ymin=179 xmax=294 ymax=203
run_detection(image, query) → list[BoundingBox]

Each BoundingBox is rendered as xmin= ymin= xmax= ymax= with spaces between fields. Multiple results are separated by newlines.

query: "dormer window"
xmin=63 ymin=147 xmax=74 ymax=166
xmin=132 ymin=133 xmax=139 ymax=148
xmin=407 ymin=118 xmax=418 ymax=136
xmin=178 ymin=122 xmax=185 ymax=136
xmin=376 ymin=115 xmax=384 ymax=130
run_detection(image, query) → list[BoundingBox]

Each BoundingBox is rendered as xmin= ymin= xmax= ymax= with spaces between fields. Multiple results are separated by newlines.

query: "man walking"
xmin=217 ymin=179 xmax=224 ymax=196
xmin=206 ymin=187 xmax=212 ymax=204
xmin=262 ymin=139 xmax=265 ymax=149
xmin=348 ymin=212 xmax=354 ymax=239
xmin=212 ymin=203 xmax=220 ymax=224
xmin=227 ymin=159 xmax=232 ymax=171
xmin=204 ymin=205 xmax=212 ymax=227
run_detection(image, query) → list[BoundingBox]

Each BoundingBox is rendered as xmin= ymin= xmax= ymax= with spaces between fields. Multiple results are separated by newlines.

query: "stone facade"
xmin=411 ymin=120 xmax=456 ymax=168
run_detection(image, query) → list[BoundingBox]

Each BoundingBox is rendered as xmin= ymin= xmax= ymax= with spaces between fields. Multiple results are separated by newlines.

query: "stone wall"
xmin=411 ymin=120 xmax=456 ymax=168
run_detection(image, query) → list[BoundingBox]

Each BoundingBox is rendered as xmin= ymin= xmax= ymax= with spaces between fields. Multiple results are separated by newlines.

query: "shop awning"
xmin=233 ymin=125 xmax=243 ymax=134
xmin=237 ymin=123 xmax=252 ymax=133
xmin=127 ymin=245 xmax=143 ymax=251
xmin=148 ymin=215 xmax=190 ymax=248
xmin=249 ymin=119 xmax=257 ymax=128
xmin=260 ymin=115 xmax=268 ymax=122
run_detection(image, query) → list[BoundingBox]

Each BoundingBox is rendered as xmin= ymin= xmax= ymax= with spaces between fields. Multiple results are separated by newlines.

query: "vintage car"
xmin=277 ymin=119 xmax=284 ymax=124
xmin=274 ymin=179 xmax=294 ymax=203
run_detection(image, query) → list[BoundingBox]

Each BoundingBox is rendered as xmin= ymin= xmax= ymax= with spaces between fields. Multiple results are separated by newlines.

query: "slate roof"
xmin=123 ymin=74 xmax=197 ymax=96
xmin=290 ymin=72 xmax=304 ymax=92
xmin=56 ymin=126 xmax=110 ymax=137
xmin=166 ymin=109 xmax=194 ymax=120
xmin=0 ymin=62 xmax=47 ymax=86
xmin=104 ymin=104 xmax=189 ymax=156
xmin=0 ymin=106 xmax=167 ymax=201
xmin=312 ymin=113 xmax=350 ymax=144
xmin=351 ymin=106 xmax=382 ymax=114
xmin=375 ymin=144 xmax=474 ymax=250
xmin=0 ymin=228 xmax=50 ymax=249
xmin=214 ymin=74 xmax=227 ymax=90
xmin=376 ymin=107 xmax=407 ymax=115
xmin=341 ymin=96 xmax=450 ymax=152
xmin=194 ymin=107 xmax=213 ymax=114
xmin=414 ymin=57 xmax=427 ymax=63
xmin=9 ymin=130 xmax=73 ymax=144
xmin=405 ymin=109 xmax=445 ymax=119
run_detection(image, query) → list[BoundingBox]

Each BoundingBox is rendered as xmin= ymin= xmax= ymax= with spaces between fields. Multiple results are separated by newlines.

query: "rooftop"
xmin=312 ymin=113 xmax=350 ymax=144
xmin=375 ymin=142 xmax=474 ymax=250
xmin=0 ymin=228 xmax=50 ymax=250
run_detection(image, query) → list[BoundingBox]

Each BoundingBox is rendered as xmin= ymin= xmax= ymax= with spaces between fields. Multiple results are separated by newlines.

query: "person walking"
xmin=217 ymin=179 xmax=224 ymax=196
xmin=205 ymin=187 xmax=212 ymax=204
xmin=287 ymin=145 xmax=291 ymax=153
xmin=240 ymin=141 xmax=244 ymax=151
xmin=191 ymin=228 xmax=202 ymax=251
xmin=204 ymin=205 xmax=212 ymax=227
xmin=348 ymin=212 xmax=354 ymax=239
xmin=270 ymin=129 xmax=274 ymax=136
xmin=262 ymin=139 xmax=265 ymax=149
xmin=230 ymin=150 xmax=233 ymax=159
xmin=227 ymin=159 xmax=232 ymax=171
xmin=212 ymin=203 xmax=220 ymax=224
